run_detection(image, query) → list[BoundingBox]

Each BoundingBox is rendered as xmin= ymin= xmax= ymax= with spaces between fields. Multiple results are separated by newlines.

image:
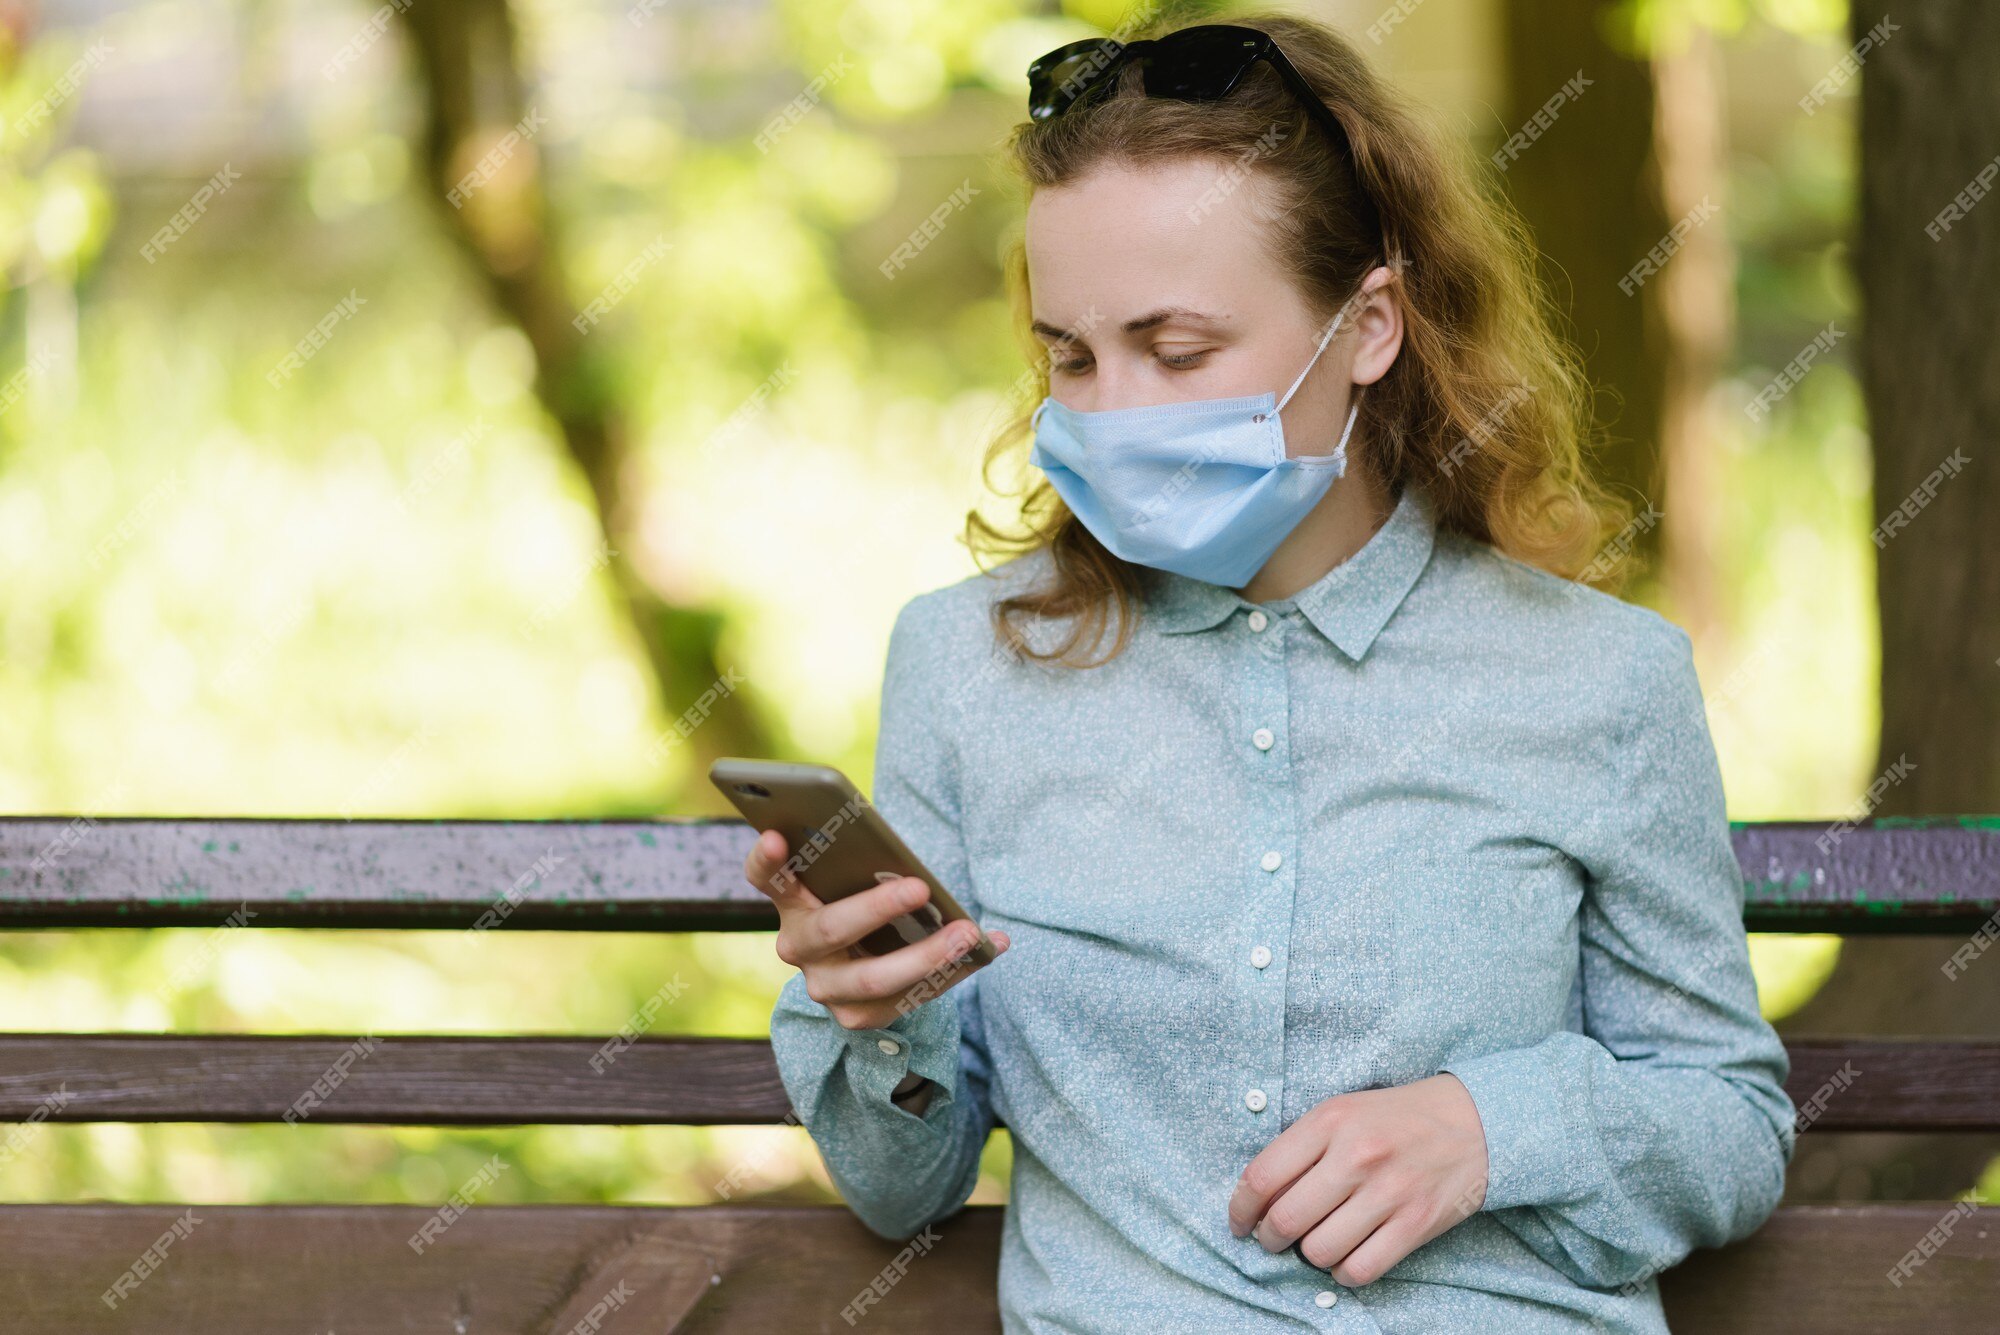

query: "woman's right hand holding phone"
xmin=744 ymin=828 xmax=1010 ymax=1031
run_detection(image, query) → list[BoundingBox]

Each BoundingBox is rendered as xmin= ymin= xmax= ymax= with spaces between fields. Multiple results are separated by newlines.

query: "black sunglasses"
xmin=1029 ymin=24 xmax=1350 ymax=156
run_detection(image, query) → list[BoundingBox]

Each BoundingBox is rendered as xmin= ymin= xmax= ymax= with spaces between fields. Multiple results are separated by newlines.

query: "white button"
xmin=1244 ymin=1088 xmax=1268 ymax=1112
xmin=1247 ymin=609 xmax=1268 ymax=632
xmin=1252 ymin=727 xmax=1274 ymax=750
xmin=1260 ymin=850 xmax=1283 ymax=872
xmin=876 ymin=1038 xmax=900 ymax=1055
xmin=1250 ymin=945 xmax=1272 ymax=969
xmin=1315 ymin=1289 xmax=1339 ymax=1308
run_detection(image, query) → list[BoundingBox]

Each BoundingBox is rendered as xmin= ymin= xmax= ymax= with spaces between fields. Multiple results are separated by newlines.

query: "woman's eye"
xmin=1050 ymin=355 xmax=1092 ymax=376
xmin=1157 ymin=349 xmax=1210 ymax=369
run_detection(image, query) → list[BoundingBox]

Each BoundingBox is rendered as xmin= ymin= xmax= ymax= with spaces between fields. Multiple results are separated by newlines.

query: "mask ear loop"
xmin=1255 ymin=307 xmax=1347 ymax=424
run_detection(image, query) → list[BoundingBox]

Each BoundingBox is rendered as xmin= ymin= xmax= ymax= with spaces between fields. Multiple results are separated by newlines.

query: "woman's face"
xmin=1026 ymin=157 xmax=1399 ymax=460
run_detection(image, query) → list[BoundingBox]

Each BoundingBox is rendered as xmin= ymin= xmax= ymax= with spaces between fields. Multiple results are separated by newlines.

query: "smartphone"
xmin=709 ymin=757 xmax=1000 ymax=969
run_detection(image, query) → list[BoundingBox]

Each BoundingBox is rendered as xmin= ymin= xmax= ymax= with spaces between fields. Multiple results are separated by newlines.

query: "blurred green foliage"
xmin=0 ymin=0 xmax=1893 ymax=1210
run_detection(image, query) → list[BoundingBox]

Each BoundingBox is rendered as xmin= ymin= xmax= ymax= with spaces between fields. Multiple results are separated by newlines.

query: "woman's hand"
xmin=1228 ymin=1073 xmax=1489 ymax=1287
xmin=744 ymin=828 xmax=1010 ymax=1031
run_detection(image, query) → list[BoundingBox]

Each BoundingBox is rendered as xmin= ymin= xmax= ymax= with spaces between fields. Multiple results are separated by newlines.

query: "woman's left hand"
xmin=1228 ymin=1073 xmax=1490 ymax=1287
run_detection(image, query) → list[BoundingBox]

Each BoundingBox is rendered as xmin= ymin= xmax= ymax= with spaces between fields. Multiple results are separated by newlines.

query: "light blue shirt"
xmin=771 ymin=485 xmax=1795 ymax=1333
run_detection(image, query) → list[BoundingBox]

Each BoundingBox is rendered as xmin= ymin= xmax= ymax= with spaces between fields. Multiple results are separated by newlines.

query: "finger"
xmin=1253 ymin=1156 xmax=1363 ymax=1254
xmin=807 ymin=916 xmax=992 ymax=1008
xmin=743 ymin=829 xmax=822 ymax=909
xmin=796 ymin=875 xmax=940 ymax=958
xmin=1315 ymin=1206 xmax=1420 ymax=1289
xmin=1230 ymin=1111 xmax=1339 ymax=1238
xmin=1296 ymin=1187 xmax=1397 ymax=1278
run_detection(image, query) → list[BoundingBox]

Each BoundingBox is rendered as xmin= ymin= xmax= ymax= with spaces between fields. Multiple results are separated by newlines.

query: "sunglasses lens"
xmin=1140 ymin=27 xmax=1265 ymax=101
xmin=1027 ymin=39 xmax=1124 ymax=120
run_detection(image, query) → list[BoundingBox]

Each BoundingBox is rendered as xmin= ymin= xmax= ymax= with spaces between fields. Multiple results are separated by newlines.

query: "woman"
xmin=744 ymin=14 xmax=1795 ymax=1332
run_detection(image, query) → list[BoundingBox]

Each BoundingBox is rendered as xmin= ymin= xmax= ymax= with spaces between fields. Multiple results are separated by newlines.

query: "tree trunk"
xmin=1648 ymin=29 xmax=1732 ymax=655
xmin=1497 ymin=1 xmax=1670 ymax=581
xmin=397 ymin=0 xmax=769 ymax=815
xmin=1777 ymin=1 xmax=2000 ymax=1202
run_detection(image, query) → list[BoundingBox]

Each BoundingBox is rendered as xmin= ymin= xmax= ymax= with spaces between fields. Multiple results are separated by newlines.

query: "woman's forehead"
xmin=1025 ymin=161 xmax=1293 ymax=329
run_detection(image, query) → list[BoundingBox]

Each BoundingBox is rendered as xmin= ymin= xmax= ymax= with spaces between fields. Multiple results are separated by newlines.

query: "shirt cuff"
xmin=1438 ymin=1043 xmax=1577 ymax=1213
xmin=772 ymin=970 xmax=962 ymax=1124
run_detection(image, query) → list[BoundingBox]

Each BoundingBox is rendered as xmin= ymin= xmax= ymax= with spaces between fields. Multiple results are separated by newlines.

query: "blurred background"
xmin=0 ymin=0 xmax=1990 ymax=1215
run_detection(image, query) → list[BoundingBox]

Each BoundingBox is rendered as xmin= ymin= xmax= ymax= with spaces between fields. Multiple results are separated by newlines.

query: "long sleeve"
xmin=1439 ymin=620 xmax=1797 ymax=1289
xmin=767 ymin=594 xmax=999 ymax=1241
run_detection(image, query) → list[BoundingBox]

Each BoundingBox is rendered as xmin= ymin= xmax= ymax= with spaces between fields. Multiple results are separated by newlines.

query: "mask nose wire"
xmin=1256 ymin=307 xmax=1348 ymax=423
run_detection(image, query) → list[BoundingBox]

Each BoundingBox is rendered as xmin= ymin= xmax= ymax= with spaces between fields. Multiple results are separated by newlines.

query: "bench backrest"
xmin=0 ymin=817 xmax=1995 ymax=1331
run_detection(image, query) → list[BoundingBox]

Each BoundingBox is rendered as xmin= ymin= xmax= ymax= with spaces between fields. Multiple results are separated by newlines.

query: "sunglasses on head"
xmin=1027 ymin=24 xmax=1346 ymax=151
xmin=1026 ymin=24 xmax=1381 ymax=240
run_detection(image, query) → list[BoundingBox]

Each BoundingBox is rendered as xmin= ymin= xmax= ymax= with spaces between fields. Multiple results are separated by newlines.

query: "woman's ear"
xmin=1350 ymin=264 xmax=1405 ymax=388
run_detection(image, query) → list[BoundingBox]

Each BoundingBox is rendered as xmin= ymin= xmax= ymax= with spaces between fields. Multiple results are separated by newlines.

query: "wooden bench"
xmin=0 ymin=816 xmax=1995 ymax=1331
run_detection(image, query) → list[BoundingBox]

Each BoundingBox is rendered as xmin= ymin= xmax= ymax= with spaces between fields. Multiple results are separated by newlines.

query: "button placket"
xmin=1239 ymin=613 xmax=1294 ymax=1127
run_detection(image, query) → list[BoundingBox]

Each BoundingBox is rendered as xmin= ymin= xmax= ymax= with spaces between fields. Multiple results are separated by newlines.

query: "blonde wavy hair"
xmin=966 ymin=10 xmax=1629 ymax=666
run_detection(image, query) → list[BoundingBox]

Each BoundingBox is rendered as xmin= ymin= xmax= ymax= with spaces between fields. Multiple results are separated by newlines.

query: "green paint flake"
xmin=637 ymin=830 xmax=658 ymax=848
xmin=202 ymin=840 xmax=218 ymax=853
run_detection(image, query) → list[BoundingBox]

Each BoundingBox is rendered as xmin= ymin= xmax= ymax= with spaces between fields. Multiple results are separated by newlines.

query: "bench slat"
xmin=2 ymin=816 xmax=1997 ymax=932
xmin=2 ymin=1034 xmax=1994 ymax=1130
xmin=4 ymin=1202 xmax=1990 ymax=1333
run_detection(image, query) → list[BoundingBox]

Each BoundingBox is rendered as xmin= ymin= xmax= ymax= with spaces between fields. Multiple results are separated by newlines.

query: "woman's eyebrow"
xmin=1121 ymin=307 xmax=1231 ymax=334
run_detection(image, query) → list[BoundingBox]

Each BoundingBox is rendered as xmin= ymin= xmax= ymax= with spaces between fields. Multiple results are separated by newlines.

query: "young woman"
xmin=743 ymin=14 xmax=1795 ymax=1332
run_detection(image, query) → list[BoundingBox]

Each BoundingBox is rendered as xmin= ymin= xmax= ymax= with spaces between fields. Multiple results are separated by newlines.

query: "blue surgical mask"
xmin=1028 ymin=309 xmax=1361 ymax=588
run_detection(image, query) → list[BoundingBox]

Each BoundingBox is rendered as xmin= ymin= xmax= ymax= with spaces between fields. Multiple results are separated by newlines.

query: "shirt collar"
xmin=1143 ymin=484 xmax=1437 ymax=661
